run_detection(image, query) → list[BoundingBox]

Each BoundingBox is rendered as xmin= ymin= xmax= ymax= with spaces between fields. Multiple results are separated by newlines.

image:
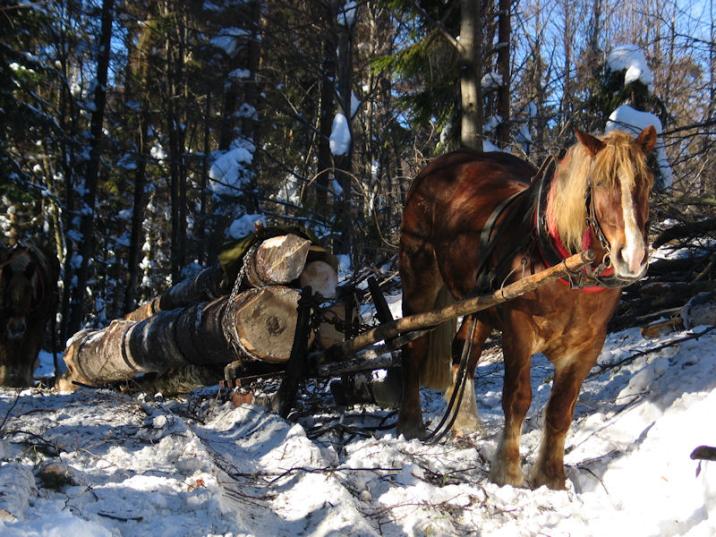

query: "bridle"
xmin=535 ymin=155 xmax=646 ymax=290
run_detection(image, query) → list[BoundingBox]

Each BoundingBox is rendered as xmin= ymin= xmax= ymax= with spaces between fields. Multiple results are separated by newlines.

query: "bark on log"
xmin=124 ymin=265 xmax=226 ymax=321
xmin=245 ymin=234 xmax=311 ymax=287
xmin=64 ymin=286 xmax=303 ymax=386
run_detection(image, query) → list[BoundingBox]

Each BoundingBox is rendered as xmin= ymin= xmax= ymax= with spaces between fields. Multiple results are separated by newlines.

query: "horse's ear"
xmin=575 ymin=129 xmax=606 ymax=156
xmin=635 ymin=125 xmax=657 ymax=153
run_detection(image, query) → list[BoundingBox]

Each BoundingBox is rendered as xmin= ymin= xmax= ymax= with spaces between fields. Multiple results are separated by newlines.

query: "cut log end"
xmin=232 ymin=286 xmax=314 ymax=363
xmin=300 ymin=260 xmax=338 ymax=299
xmin=246 ymin=234 xmax=312 ymax=287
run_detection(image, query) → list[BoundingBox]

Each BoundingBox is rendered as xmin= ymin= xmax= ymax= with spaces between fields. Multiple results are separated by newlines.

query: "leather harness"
xmin=473 ymin=153 xmax=635 ymax=295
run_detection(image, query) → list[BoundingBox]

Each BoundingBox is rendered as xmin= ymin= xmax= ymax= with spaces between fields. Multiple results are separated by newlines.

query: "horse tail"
xmin=418 ymin=286 xmax=457 ymax=391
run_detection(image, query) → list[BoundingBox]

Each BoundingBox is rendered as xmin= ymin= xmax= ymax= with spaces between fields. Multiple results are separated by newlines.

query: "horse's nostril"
xmin=614 ymin=249 xmax=625 ymax=266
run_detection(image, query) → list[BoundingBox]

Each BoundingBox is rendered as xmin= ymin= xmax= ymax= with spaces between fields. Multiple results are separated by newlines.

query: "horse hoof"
xmin=528 ymin=469 xmax=566 ymax=490
xmin=489 ymin=465 xmax=525 ymax=488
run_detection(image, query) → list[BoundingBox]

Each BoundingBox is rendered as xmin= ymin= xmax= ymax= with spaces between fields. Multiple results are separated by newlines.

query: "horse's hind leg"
xmin=491 ymin=329 xmax=533 ymax=487
xmin=530 ymin=338 xmax=604 ymax=490
xmin=398 ymin=241 xmax=444 ymax=439
xmin=445 ymin=315 xmax=491 ymax=436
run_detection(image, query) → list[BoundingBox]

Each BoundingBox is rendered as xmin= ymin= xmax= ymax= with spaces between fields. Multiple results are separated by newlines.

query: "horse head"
xmin=550 ymin=126 xmax=657 ymax=284
xmin=1 ymin=246 xmax=39 ymax=341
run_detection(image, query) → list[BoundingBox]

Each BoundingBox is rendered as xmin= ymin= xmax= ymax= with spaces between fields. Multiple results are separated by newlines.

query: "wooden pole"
xmin=338 ymin=250 xmax=594 ymax=356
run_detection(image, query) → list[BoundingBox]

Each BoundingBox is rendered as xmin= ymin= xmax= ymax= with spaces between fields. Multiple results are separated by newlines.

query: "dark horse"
xmin=399 ymin=128 xmax=656 ymax=490
xmin=0 ymin=243 xmax=59 ymax=386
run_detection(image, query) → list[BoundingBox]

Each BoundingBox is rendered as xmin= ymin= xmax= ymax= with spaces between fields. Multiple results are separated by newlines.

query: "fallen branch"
xmin=592 ymin=326 xmax=716 ymax=375
xmin=653 ymin=217 xmax=716 ymax=248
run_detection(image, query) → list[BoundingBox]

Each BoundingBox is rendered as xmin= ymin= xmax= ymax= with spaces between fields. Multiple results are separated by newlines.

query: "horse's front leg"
xmin=491 ymin=334 xmax=533 ymax=487
xmin=530 ymin=338 xmax=604 ymax=490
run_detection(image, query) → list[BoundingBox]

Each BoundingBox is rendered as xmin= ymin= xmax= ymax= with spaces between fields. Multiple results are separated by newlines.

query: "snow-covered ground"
xmin=1 ymin=315 xmax=715 ymax=536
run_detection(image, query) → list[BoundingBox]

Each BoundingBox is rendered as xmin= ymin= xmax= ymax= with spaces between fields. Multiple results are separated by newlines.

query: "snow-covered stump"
xmin=62 ymin=286 xmax=304 ymax=388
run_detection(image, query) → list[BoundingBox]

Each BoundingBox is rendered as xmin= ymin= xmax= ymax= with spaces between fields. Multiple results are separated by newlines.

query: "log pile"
xmin=611 ymin=218 xmax=716 ymax=336
xmin=60 ymin=232 xmax=341 ymax=390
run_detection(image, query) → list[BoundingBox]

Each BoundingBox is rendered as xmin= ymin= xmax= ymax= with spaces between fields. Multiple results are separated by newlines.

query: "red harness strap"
xmin=536 ymin=213 xmax=614 ymax=293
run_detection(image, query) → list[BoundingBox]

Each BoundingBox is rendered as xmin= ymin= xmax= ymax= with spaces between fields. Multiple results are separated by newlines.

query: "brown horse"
xmin=399 ymin=127 xmax=656 ymax=490
xmin=0 ymin=243 xmax=59 ymax=386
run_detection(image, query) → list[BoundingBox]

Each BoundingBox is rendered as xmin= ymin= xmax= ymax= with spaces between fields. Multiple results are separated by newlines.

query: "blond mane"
xmin=547 ymin=130 xmax=653 ymax=252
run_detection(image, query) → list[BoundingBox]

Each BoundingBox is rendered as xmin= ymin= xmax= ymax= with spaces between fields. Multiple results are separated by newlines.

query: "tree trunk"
xmin=333 ymin=1 xmax=355 ymax=257
xmin=459 ymin=0 xmax=484 ymax=150
xmin=67 ymin=0 xmax=114 ymax=336
xmin=316 ymin=1 xmax=338 ymax=215
xmin=495 ymin=0 xmax=511 ymax=146
xmin=198 ymin=92 xmax=211 ymax=265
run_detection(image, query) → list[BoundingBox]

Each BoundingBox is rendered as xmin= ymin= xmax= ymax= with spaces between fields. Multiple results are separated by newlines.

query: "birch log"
xmin=125 ymin=234 xmax=313 ymax=322
xmin=245 ymin=234 xmax=312 ymax=287
xmin=64 ymin=286 xmax=303 ymax=386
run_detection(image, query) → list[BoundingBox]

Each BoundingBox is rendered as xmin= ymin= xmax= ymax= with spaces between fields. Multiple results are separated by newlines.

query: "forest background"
xmin=1 ymin=0 xmax=714 ymax=342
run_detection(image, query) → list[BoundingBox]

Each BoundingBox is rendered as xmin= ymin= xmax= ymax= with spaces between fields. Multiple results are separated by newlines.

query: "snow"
xmin=149 ymin=143 xmax=166 ymax=161
xmin=209 ymin=140 xmax=255 ymax=195
xmin=210 ymin=27 xmax=250 ymax=56
xmin=227 ymin=213 xmax=265 ymax=239
xmin=605 ymin=104 xmax=673 ymax=190
xmin=329 ymin=113 xmax=351 ymax=156
xmin=607 ymin=45 xmax=654 ymax=89
xmin=273 ymin=173 xmax=302 ymax=206
xmin=227 ymin=68 xmax=251 ymax=80
xmin=233 ymin=102 xmax=257 ymax=120
xmin=2 ymin=322 xmax=715 ymax=535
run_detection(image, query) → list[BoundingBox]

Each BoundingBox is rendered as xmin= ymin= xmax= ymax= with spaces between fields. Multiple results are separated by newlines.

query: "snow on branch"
xmin=607 ymin=44 xmax=654 ymax=90
xmin=606 ymin=104 xmax=673 ymax=190
xmin=329 ymin=113 xmax=351 ymax=156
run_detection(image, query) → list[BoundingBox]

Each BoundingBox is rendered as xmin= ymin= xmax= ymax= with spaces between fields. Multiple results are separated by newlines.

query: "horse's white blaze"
xmin=619 ymin=178 xmax=645 ymax=275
